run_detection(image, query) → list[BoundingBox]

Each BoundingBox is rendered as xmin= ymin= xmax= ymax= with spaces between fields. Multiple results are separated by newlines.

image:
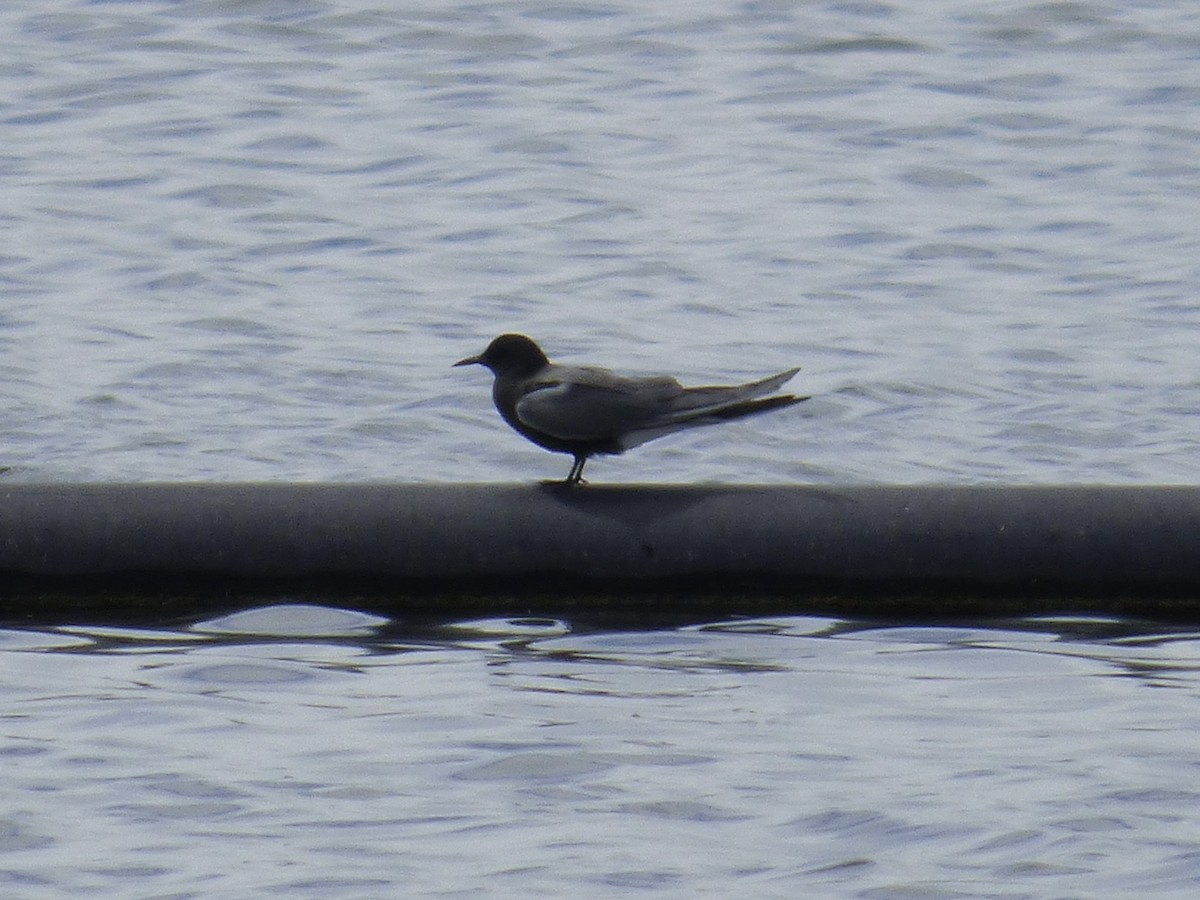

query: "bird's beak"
xmin=453 ymin=354 xmax=482 ymax=368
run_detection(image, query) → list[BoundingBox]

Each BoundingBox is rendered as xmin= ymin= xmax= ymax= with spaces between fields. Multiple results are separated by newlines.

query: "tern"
xmin=454 ymin=334 xmax=806 ymax=484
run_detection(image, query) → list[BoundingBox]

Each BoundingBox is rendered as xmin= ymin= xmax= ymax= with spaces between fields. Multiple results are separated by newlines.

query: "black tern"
xmin=454 ymin=333 xmax=807 ymax=484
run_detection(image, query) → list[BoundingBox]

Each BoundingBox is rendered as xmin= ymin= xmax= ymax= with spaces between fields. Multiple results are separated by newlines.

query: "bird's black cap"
xmin=453 ymin=333 xmax=550 ymax=377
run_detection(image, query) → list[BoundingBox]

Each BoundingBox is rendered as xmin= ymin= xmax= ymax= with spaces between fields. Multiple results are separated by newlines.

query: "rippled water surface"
xmin=4 ymin=4 xmax=1200 ymax=896
xmin=1 ymin=607 xmax=1198 ymax=897
xmin=2 ymin=0 xmax=1199 ymax=483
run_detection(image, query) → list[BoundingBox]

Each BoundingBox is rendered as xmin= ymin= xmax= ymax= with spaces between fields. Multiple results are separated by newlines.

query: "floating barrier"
xmin=1 ymin=483 xmax=1198 ymax=621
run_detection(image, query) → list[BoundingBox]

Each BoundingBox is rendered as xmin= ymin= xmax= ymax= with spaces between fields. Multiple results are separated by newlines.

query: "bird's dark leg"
xmin=565 ymin=455 xmax=587 ymax=485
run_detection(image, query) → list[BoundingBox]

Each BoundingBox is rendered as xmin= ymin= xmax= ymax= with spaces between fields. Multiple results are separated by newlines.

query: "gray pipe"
xmin=1 ymin=483 xmax=1198 ymax=620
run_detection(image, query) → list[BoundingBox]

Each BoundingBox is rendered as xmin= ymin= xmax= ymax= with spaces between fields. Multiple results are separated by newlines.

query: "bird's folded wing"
xmin=515 ymin=366 xmax=802 ymax=441
xmin=515 ymin=374 xmax=682 ymax=441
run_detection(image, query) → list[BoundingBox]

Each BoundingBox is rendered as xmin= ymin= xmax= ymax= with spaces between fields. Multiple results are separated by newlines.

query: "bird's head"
xmin=454 ymin=334 xmax=550 ymax=377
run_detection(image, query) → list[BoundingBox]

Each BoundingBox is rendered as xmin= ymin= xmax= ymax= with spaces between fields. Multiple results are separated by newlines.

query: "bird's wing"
xmin=515 ymin=364 xmax=802 ymax=445
xmin=607 ymin=367 xmax=804 ymax=450
xmin=515 ymin=367 xmax=683 ymax=441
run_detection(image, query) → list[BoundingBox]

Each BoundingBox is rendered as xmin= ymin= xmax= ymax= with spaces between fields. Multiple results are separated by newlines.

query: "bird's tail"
xmin=702 ymin=392 xmax=809 ymax=421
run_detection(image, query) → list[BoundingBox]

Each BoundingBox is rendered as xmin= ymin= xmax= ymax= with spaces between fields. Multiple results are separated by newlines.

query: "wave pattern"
xmin=2 ymin=1 xmax=1199 ymax=483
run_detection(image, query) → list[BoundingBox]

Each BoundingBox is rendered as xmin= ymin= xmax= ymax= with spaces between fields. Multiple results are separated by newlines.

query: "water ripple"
xmin=3 ymin=1 xmax=1200 ymax=492
xmin=0 ymin=610 xmax=1197 ymax=894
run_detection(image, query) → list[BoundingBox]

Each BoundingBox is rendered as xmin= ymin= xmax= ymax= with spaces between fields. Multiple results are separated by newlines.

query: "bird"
xmin=454 ymin=333 xmax=807 ymax=484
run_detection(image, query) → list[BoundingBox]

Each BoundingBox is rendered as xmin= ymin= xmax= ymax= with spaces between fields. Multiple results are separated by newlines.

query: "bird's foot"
xmin=539 ymin=477 xmax=587 ymax=488
xmin=562 ymin=456 xmax=589 ymax=486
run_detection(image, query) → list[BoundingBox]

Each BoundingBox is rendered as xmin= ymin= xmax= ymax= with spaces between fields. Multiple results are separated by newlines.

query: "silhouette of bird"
xmin=454 ymin=334 xmax=807 ymax=484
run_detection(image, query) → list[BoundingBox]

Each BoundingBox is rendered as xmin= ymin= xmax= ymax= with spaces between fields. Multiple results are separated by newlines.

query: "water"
xmin=4 ymin=2 xmax=1200 ymax=895
xmin=2 ymin=0 xmax=1199 ymax=483
xmin=1 ymin=608 xmax=1198 ymax=897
